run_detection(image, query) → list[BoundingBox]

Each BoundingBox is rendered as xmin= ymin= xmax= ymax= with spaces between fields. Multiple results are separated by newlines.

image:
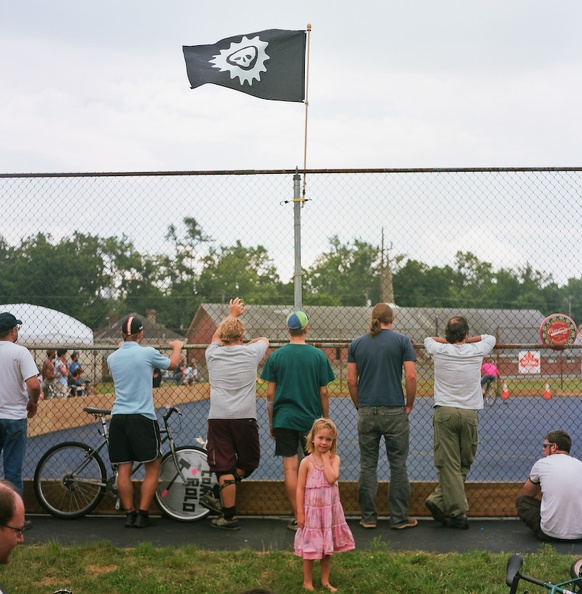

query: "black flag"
xmin=183 ymin=29 xmax=306 ymax=103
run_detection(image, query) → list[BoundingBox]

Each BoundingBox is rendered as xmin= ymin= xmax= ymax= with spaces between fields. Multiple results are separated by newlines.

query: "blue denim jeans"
xmin=0 ymin=418 xmax=27 ymax=493
xmin=357 ymin=406 xmax=411 ymax=526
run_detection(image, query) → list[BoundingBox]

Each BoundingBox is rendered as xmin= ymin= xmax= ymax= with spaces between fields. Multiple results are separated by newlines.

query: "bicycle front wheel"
xmin=155 ymin=446 xmax=216 ymax=522
xmin=34 ymin=442 xmax=107 ymax=519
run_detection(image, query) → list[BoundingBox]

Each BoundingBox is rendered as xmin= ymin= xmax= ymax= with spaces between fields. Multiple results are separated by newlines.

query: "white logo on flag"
xmin=210 ymin=36 xmax=269 ymax=86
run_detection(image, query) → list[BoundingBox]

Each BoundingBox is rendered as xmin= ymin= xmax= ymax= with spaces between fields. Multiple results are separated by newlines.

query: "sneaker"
xmin=124 ymin=511 xmax=137 ymax=528
xmin=134 ymin=513 xmax=156 ymax=528
xmin=391 ymin=518 xmax=418 ymax=530
xmin=287 ymin=518 xmax=299 ymax=531
xmin=449 ymin=516 xmax=469 ymax=530
xmin=425 ymin=500 xmax=448 ymax=526
xmin=359 ymin=520 xmax=377 ymax=529
xmin=200 ymin=493 xmax=222 ymax=515
xmin=211 ymin=515 xmax=240 ymax=531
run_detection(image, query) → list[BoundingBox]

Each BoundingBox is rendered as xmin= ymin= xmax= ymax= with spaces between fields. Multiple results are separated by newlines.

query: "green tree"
xmin=303 ymin=236 xmax=380 ymax=306
xmin=0 ymin=232 xmax=111 ymax=327
xmin=0 ymin=232 xmax=159 ymax=329
xmin=393 ymin=260 xmax=457 ymax=307
xmin=151 ymin=217 xmax=212 ymax=330
xmin=197 ymin=241 xmax=284 ymax=304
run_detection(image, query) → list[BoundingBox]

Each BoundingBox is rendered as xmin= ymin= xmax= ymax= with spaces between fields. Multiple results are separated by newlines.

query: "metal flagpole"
xmin=302 ymin=23 xmax=311 ymax=193
xmin=293 ymin=168 xmax=302 ymax=309
xmin=293 ymin=24 xmax=312 ymax=311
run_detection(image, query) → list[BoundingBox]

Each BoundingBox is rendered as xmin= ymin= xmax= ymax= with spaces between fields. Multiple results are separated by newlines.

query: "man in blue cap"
xmin=260 ymin=310 xmax=335 ymax=530
xmin=0 ymin=313 xmax=41 ymax=495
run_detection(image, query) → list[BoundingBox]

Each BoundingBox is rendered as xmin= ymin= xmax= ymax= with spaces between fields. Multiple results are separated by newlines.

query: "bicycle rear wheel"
xmin=155 ymin=446 xmax=216 ymax=522
xmin=570 ymin=557 xmax=582 ymax=579
xmin=34 ymin=442 xmax=107 ymax=519
xmin=485 ymin=386 xmax=497 ymax=406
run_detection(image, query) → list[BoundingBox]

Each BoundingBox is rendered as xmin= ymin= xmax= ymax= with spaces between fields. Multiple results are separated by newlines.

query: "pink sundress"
xmin=294 ymin=455 xmax=355 ymax=560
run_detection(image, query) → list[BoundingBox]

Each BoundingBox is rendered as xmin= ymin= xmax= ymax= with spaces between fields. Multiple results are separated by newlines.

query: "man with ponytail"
xmin=347 ymin=303 xmax=418 ymax=530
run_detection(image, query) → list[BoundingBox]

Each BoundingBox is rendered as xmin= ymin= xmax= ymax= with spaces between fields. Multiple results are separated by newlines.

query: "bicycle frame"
xmin=506 ymin=554 xmax=582 ymax=594
xmin=85 ymin=405 xmax=189 ymax=509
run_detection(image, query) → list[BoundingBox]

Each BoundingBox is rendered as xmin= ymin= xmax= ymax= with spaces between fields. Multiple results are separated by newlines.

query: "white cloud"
xmin=2 ymin=1 xmax=582 ymax=173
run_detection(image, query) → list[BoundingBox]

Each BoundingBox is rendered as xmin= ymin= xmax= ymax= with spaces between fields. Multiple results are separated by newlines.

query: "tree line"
xmin=0 ymin=218 xmax=579 ymax=331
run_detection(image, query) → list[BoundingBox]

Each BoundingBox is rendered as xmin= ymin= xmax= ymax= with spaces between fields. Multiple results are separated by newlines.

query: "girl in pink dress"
xmin=294 ymin=418 xmax=355 ymax=592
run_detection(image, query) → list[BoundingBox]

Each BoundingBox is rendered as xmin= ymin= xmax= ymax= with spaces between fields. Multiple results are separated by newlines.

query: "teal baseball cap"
xmin=286 ymin=310 xmax=309 ymax=330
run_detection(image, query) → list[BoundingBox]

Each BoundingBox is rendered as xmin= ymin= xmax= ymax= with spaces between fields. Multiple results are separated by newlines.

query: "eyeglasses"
xmin=0 ymin=523 xmax=27 ymax=537
xmin=543 ymin=443 xmax=555 ymax=449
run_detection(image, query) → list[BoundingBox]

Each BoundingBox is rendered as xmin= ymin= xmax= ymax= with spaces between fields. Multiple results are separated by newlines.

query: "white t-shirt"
xmin=206 ymin=341 xmax=267 ymax=419
xmin=0 ymin=341 xmax=40 ymax=419
xmin=530 ymin=454 xmax=582 ymax=539
xmin=424 ymin=335 xmax=496 ymax=410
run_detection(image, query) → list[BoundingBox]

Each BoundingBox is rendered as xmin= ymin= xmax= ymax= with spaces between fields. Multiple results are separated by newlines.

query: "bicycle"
xmin=506 ymin=553 xmax=582 ymax=594
xmin=483 ymin=381 xmax=498 ymax=406
xmin=34 ymin=405 xmax=216 ymax=522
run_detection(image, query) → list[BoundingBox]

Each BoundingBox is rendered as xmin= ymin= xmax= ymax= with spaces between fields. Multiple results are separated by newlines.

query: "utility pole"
xmin=380 ymin=228 xmax=395 ymax=305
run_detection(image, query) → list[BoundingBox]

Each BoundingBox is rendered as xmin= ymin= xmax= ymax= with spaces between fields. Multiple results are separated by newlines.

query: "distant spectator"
xmin=53 ymin=349 xmax=69 ymax=398
xmin=68 ymin=350 xmax=83 ymax=376
xmin=68 ymin=368 xmax=83 ymax=397
xmin=173 ymin=355 xmax=186 ymax=385
xmin=41 ymin=350 xmax=56 ymax=400
xmin=183 ymin=363 xmax=199 ymax=385
xmin=480 ymin=359 xmax=499 ymax=396
xmin=152 ymin=367 xmax=162 ymax=388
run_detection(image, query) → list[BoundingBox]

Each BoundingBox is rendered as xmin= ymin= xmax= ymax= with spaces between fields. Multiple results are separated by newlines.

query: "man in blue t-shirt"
xmin=260 ymin=310 xmax=335 ymax=530
xmin=107 ymin=316 xmax=183 ymax=528
xmin=347 ymin=303 xmax=417 ymax=530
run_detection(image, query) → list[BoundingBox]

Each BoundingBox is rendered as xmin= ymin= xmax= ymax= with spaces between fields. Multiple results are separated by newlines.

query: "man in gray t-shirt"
xmin=202 ymin=298 xmax=269 ymax=531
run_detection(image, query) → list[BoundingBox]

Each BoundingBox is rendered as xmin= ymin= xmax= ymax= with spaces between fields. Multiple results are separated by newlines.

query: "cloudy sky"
xmin=2 ymin=0 xmax=582 ymax=174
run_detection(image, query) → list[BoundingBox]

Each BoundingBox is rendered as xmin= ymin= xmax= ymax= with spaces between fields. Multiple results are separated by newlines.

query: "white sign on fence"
xmin=518 ymin=350 xmax=541 ymax=374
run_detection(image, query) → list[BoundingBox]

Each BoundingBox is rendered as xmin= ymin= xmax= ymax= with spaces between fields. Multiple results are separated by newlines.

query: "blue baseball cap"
xmin=286 ymin=311 xmax=309 ymax=331
xmin=0 ymin=312 xmax=22 ymax=332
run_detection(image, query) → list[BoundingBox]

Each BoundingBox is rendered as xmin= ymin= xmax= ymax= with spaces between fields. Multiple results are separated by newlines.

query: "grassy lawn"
xmin=1 ymin=542 xmax=579 ymax=594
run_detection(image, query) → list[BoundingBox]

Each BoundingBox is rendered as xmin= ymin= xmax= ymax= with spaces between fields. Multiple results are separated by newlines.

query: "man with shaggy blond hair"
xmin=202 ymin=298 xmax=269 ymax=531
xmin=218 ymin=317 xmax=245 ymax=344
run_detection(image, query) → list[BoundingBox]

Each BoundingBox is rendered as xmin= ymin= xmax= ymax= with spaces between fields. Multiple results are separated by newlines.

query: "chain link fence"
xmin=1 ymin=167 xmax=581 ymax=518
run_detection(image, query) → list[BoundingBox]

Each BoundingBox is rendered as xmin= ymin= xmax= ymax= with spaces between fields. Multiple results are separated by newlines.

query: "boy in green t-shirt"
xmin=260 ymin=310 xmax=335 ymax=530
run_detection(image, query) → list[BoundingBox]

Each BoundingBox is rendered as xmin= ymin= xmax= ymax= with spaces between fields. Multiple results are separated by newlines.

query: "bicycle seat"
xmin=83 ymin=407 xmax=111 ymax=416
xmin=505 ymin=554 xmax=523 ymax=587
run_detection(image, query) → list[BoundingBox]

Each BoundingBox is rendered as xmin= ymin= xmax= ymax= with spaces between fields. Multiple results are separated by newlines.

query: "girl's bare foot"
xmin=303 ymin=584 xmax=315 ymax=592
xmin=322 ymin=584 xmax=337 ymax=593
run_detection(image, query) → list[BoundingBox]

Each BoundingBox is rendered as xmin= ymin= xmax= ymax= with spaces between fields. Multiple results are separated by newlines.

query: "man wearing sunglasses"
xmin=516 ymin=429 xmax=582 ymax=540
